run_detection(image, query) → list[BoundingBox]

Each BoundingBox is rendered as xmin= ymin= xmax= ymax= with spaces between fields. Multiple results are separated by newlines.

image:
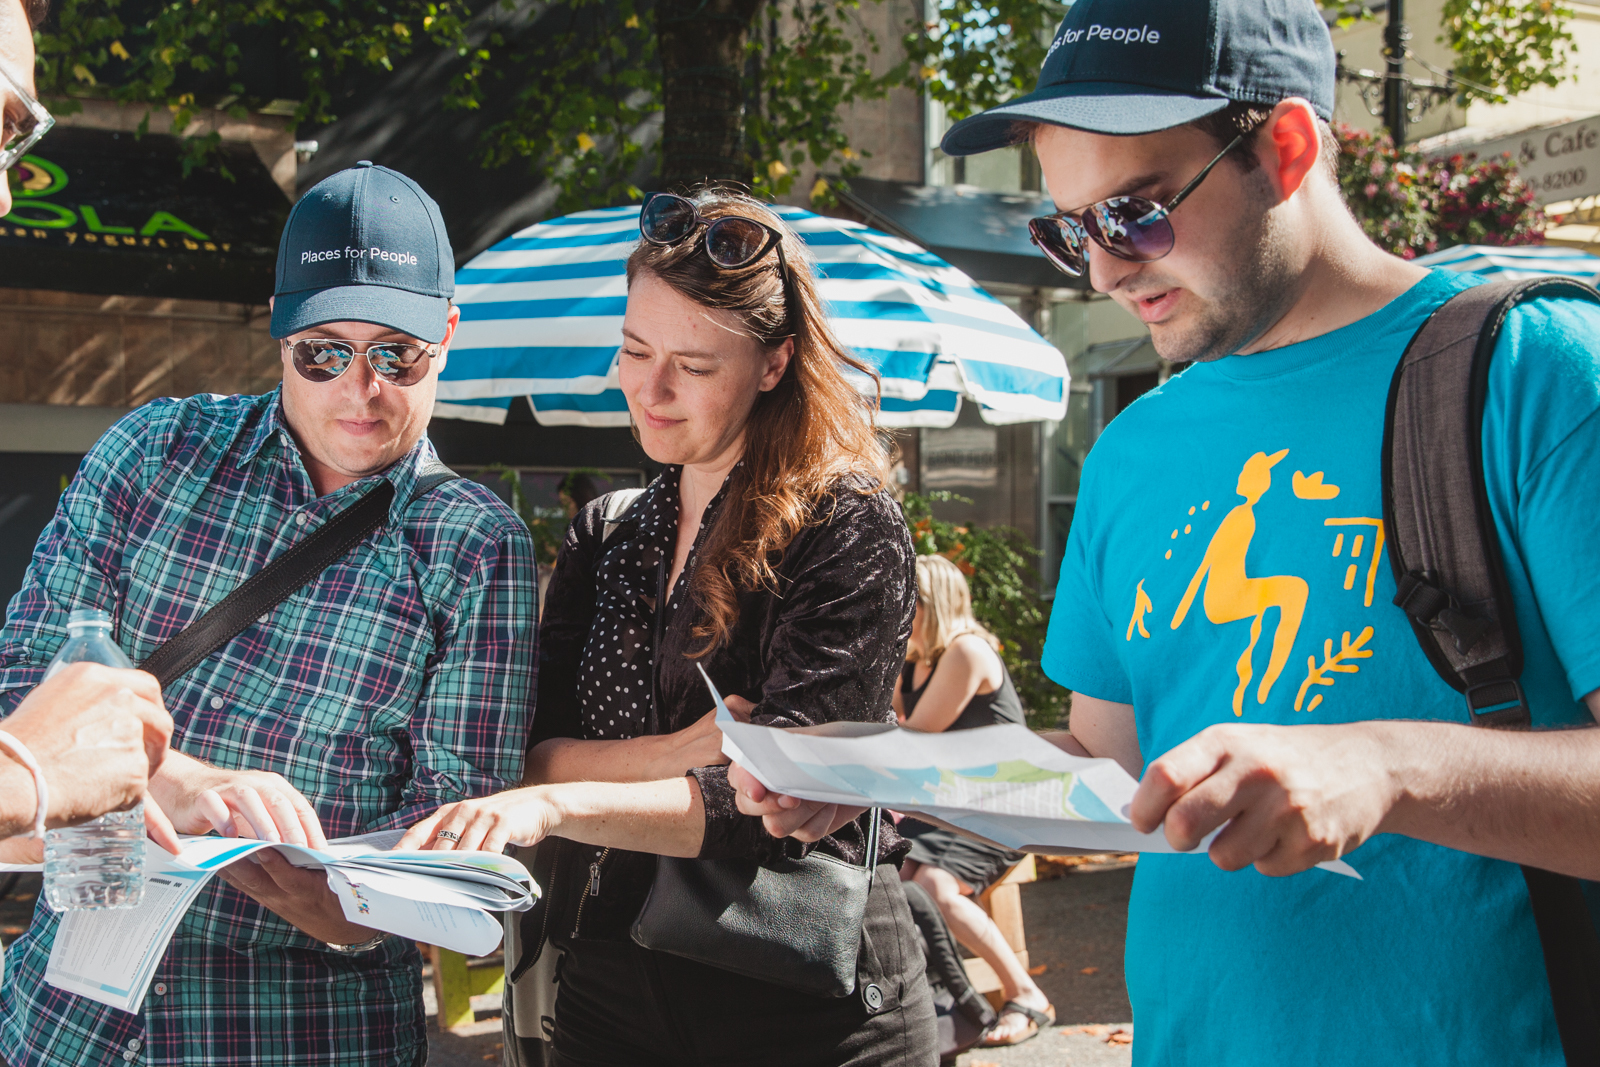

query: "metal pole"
xmin=1382 ymin=0 xmax=1409 ymax=144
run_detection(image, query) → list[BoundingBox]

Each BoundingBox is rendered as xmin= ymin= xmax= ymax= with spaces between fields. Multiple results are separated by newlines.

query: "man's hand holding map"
xmin=702 ymin=667 xmax=1358 ymax=878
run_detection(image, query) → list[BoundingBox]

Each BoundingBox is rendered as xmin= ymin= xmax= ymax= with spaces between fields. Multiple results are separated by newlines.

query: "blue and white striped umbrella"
xmin=434 ymin=204 xmax=1067 ymax=428
xmin=1414 ymin=243 xmax=1600 ymax=283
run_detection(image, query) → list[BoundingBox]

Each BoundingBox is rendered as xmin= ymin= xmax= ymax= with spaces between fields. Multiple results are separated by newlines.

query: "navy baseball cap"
xmin=941 ymin=0 xmax=1336 ymax=157
xmin=271 ymin=161 xmax=455 ymax=343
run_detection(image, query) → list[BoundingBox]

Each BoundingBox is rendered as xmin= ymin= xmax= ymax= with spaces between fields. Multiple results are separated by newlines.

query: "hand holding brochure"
xmin=699 ymin=666 xmax=1358 ymax=879
xmin=45 ymin=829 xmax=536 ymax=1014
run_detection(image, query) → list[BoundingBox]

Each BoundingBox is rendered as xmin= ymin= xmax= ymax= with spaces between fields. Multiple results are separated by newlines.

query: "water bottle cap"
xmin=66 ymin=608 xmax=113 ymax=629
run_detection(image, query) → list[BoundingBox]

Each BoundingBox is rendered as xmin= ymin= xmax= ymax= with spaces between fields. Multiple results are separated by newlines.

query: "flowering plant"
xmin=1334 ymin=122 xmax=1545 ymax=257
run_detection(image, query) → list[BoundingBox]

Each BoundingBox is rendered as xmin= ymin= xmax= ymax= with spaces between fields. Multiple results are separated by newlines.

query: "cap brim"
xmin=941 ymin=84 xmax=1231 ymax=157
xmin=271 ymin=284 xmax=450 ymax=343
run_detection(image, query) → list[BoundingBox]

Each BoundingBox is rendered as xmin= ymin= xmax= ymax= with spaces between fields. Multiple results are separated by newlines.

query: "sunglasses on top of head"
xmin=639 ymin=191 xmax=790 ymax=269
xmin=1027 ymin=133 xmax=1247 ymax=278
xmin=283 ymin=337 xmax=439 ymax=387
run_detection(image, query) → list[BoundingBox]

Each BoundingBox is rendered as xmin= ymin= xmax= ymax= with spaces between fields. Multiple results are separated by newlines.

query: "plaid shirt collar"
xmin=239 ymin=386 xmax=438 ymax=527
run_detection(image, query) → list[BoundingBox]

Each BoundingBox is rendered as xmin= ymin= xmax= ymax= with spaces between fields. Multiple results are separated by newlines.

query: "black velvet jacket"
xmin=527 ymin=466 xmax=916 ymax=947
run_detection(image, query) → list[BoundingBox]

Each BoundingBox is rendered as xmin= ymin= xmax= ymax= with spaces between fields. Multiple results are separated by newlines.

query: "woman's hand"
xmin=728 ymin=762 xmax=865 ymax=842
xmin=396 ymin=786 xmax=562 ymax=854
xmin=651 ymin=694 xmax=755 ymax=777
xmin=149 ymin=749 xmax=327 ymax=848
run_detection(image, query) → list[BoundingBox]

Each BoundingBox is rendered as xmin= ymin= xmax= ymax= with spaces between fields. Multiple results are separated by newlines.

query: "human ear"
xmin=758 ymin=337 xmax=794 ymax=392
xmin=1264 ymin=98 xmax=1323 ymax=202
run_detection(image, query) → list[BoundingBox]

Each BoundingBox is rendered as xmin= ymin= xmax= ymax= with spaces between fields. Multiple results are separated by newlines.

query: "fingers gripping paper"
xmin=44 ymin=830 xmax=537 ymax=1014
xmin=699 ymin=666 xmax=1358 ymax=878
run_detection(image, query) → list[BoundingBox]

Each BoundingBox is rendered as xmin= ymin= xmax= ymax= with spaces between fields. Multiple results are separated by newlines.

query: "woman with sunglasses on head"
xmin=399 ymin=189 xmax=937 ymax=1067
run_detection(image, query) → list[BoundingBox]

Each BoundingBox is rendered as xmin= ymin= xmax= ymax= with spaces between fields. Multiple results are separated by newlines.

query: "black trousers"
xmin=546 ymin=869 xmax=938 ymax=1067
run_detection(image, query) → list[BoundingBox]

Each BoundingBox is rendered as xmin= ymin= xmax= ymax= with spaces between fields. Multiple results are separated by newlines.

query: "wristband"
xmin=324 ymin=933 xmax=388 ymax=954
xmin=0 ymin=729 xmax=49 ymax=839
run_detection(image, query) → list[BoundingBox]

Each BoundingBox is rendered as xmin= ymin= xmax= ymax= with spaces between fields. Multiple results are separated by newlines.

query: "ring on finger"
xmin=436 ymin=829 xmax=461 ymax=842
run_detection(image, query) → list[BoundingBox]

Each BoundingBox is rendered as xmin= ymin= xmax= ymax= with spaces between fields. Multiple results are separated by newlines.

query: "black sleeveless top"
xmin=900 ymin=641 xmax=1025 ymax=732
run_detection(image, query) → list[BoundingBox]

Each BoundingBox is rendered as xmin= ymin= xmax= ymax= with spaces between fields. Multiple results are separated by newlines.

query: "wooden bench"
xmin=958 ymin=854 xmax=1037 ymax=1009
xmin=427 ymin=944 xmax=505 ymax=1031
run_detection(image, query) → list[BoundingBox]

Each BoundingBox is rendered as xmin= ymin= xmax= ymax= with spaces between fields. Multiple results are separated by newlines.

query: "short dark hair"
xmin=25 ymin=0 xmax=49 ymax=29
xmin=1187 ymin=99 xmax=1339 ymax=177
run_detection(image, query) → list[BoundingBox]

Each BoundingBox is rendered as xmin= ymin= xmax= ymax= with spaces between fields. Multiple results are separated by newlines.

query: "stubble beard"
xmin=1147 ymin=177 xmax=1301 ymax=366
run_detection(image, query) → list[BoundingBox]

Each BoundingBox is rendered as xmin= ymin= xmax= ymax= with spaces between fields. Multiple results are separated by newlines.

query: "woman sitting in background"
xmin=896 ymin=553 xmax=1056 ymax=1048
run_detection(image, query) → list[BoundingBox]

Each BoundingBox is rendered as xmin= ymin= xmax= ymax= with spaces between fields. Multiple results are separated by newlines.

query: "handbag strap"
xmin=139 ymin=460 xmax=459 ymax=690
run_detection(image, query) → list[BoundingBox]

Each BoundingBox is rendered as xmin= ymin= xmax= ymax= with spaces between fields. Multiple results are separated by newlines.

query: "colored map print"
xmin=794 ymin=758 xmax=1121 ymax=823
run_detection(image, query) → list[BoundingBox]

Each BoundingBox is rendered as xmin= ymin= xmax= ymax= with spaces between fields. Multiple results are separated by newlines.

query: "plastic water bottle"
xmin=42 ymin=609 xmax=146 ymax=911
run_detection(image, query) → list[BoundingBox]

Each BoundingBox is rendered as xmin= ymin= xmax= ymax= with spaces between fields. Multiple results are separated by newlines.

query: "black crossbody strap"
xmin=1383 ymin=276 xmax=1600 ymax=1066
xmin=140 ymin=460 xmax=459 ymax=690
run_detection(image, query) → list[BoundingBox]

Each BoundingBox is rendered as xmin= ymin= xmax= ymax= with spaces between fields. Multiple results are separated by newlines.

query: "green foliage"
xmin=461 ymin=0 xmax=658 ymax=213
xmin=35 ymin=0 xmax=480 ymax=176
xmin=900 ymin=491 xmax=1067 ymax=731
xmin=902 ymin=0 xmax=1062 ymax=122
xmin=1440 ymin=0 xmax=1576 ymax=105
xmin=1334 ymin=122 xmax=1545 ymax=258
xmin=747 ymin=0 xmax=904 ymax=203
xmin=1334 ymin=123 xmax=1437 ymax=258
xmin=36 ymin=0 xmax=899 ymax=211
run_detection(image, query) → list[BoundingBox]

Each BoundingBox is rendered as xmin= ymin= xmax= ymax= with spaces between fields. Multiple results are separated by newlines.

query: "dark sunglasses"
xmin=284 ymin=337 xmax=438 ymax=387
xmin=1027 ymin=133 xmax=1247 ymax=278
xmin=639 ymin=192 xmax=789 ymax=268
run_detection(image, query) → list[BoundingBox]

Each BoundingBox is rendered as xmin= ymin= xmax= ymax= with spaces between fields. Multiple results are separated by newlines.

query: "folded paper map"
xmin=699 ymin=666 xmax=1358 ymax=879
xmin=44 ymin=829 xmax=536 ymax=1014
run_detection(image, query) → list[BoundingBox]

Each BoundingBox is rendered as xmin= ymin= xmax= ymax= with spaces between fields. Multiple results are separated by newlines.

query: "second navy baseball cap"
xmin=271 ymin=161 xmax=455 ymax=343
xmin=941 ymin=0 xmax=1336 ymax=157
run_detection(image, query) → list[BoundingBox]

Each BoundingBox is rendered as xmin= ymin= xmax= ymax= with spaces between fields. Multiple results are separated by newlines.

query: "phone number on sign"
xmin=1538 ymin=168 xmax=1589 ymax=194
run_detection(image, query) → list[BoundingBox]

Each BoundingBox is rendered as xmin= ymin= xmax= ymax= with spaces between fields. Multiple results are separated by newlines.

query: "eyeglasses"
xmin=1 ymin=61 xmax=54 ymax=175
xmin=1027 ymin=134 xmax=1247 ymax=278
xmin=283 ymin=337 xmax=439 ymax=387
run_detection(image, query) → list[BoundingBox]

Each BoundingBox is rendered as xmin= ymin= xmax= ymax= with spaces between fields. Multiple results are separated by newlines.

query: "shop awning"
xmin=2 ymin=127 xmax=288 ymax=304
xmin=833 ymin=177 xmax=1083 ymax=291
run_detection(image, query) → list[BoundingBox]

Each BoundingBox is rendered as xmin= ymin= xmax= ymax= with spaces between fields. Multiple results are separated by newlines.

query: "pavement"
xmin=3 ymin=863 xmax=1136 ymax=1067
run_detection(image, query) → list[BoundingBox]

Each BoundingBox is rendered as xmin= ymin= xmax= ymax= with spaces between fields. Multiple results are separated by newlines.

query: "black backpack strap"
xmin=1383 ymin=275 xmax=1600 ymax=1065
xmin=139 ymin=461 xmax=459 ymax=690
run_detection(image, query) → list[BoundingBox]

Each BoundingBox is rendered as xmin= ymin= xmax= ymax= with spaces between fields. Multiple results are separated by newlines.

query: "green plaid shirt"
xmin=0 ymin=389 xmax=537 ymax=1067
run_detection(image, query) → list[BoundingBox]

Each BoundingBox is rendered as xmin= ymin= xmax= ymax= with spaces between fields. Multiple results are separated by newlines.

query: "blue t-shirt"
xmin=1042 ymin=268 xmax=1600 ymax=1066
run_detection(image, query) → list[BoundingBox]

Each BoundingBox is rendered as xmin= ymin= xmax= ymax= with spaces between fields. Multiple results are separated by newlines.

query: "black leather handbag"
xmin=630 ymin=811 xmax=881 ymax=998
xmin=624 ymin=500 xmax=883 ymax=999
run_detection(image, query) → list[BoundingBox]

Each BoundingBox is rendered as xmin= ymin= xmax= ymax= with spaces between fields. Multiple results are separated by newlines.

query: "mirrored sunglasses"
xmin=286 ymin=338 xmax=437 ymax=387
xmin=1027 ymin=133 xmax=1246 ymax=278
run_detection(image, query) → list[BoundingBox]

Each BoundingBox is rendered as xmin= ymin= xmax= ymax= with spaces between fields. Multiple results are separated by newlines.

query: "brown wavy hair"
xmin=625 ymin=188 xmax=892 ymax=655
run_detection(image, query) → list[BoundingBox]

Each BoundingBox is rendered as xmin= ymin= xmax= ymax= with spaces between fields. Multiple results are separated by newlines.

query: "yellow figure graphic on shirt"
xmin=1171 ymin=449 xmax=1309 ymax=716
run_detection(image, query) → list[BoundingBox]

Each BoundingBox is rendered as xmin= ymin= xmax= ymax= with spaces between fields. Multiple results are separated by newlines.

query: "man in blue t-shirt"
xmin=730 ymin=0 xmax=1600 ymax=1062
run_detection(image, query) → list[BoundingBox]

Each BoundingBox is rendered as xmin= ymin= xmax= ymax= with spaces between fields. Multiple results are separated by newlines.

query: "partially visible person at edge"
xmin=0 ymin=0 xmax=179 ymax=865
xmin=894 ymin=554 xmax=1052 ymax=1048
xmin=732 ymin=0 xmax=1600 ymax=1062
xmin=398 ymin=190 xmax=939 ymax=1066
xmin=0 ymin=160 xmax=537 ymax=1067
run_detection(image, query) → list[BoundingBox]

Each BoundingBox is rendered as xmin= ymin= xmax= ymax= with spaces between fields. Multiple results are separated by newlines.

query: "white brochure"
xmin=45 ymin=831 xmax=535 ymax=1014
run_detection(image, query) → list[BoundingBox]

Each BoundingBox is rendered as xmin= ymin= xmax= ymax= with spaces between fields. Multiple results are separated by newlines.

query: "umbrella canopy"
xmin=1414 ymin=244 xmax=1600 ymax=283
xmin=434 ymin=204 xmax=1068 ymax=428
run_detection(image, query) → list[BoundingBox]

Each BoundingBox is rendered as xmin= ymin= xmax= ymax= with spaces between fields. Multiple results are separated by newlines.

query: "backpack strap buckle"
xmin=1462 ymin=676 xmax=1530 ymax=729
xmin=1393 ymin=571 xmax=1492 ymax=655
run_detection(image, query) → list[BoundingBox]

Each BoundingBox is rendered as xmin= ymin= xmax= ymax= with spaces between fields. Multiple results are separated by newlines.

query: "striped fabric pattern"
xmin=1415 ymin=243 xmax=1600 ymax=282
xmin=435 ymin=203 xmax=1069 ymax=428
xmin=0 ymin=390 xmax=538 ymax=1067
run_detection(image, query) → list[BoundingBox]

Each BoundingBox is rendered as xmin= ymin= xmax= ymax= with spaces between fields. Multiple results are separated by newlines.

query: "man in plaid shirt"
xmin=0 ymin=162 xmax=537 ymax=1066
